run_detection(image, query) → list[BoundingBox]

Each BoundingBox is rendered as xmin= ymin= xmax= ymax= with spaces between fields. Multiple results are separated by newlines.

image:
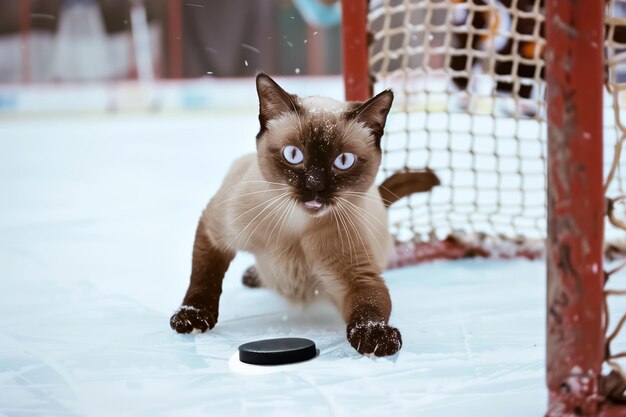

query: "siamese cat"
xmin=170 ymin=74 xmax=436 ymax=357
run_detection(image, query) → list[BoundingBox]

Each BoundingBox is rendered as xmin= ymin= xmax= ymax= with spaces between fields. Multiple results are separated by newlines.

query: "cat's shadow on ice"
xmin=216 ymin=297 xmax=345 ymax=338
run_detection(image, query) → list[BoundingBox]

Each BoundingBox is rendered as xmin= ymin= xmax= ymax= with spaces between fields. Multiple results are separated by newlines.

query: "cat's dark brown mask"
xmin=255 ymin=73 xmax=393 ymax=215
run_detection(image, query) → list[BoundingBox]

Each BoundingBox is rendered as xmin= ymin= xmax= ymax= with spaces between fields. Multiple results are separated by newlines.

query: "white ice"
xmin=0 ymin=79 xmax=624 ymax=417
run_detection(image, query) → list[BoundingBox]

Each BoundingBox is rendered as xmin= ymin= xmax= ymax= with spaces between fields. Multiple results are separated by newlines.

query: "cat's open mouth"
xmin=303 ymin=199 xmax=329 ymax=215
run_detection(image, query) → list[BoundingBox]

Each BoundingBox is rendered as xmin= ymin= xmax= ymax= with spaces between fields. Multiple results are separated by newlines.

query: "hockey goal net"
xmin=341 ymin=0 xmax=626 ymax=415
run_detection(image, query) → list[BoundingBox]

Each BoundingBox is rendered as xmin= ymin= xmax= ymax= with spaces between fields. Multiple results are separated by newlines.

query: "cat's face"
xmin=255 ymin=74 xmax=393 ymax=217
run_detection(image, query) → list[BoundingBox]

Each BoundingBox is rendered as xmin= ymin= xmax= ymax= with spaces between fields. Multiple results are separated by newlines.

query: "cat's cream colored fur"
xmin=204 ymin=150 xmax=391 ymax=310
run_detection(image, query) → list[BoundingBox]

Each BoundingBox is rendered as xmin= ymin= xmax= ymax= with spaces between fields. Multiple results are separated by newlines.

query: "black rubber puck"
xmin=238 ymin=337 xmax=317 ymax=365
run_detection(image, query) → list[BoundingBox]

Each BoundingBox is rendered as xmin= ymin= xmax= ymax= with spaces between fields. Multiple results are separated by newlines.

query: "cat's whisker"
xmin=237 ymin=180 xmax=290 ymax=187
xmin=227 ymin=191 xmax=290 ymax=224
xmin=373 ymin=183 xmax=401 ymax=202
xmin=226 ymin=193 xmax=290 ymax=250
xmin=331 ymin=203 xmax=349 ymax=256
xmin=277 ymin=199 xmax=298 ymax=251
xmin=265 ymin=197 xmax=296 ymax=248
xmin=278 ymin=200 xmax=298 ymax=240
xmin=334 ymin=201 xmax=357 ymax=266
xmin=342 ymin=190 xmax=390 ymax=203
xmin=349 ymin=210 xmax=387 ymax=263
xmin=336 ymin=200 xmax=373 ymax=267
xmin=341 ymin=194 xmax=387 ymax=204
xmin=342 ymin=190 xmax=386 ymax=199
xmin=335 ymin=202 xmax=355 ymax=258
xmin=227 ymin=195 xmax=288 ymax=251
xmin=341 ymin=191 xmax=395 ymax=220
xmin=338 ymin=195 xmax=390 ymax=231
xmin=337 ymin=197 xmax=388 ymax=260
xmin=340 ymin=192 xmax=392 ymax=209
xmin=340 ymin=193 xmax=382 ymax=207
xmin=214 ymin=187 xmax=290 ymax=207
xmin=240 ymin=195 xmax=292 ymax=252
xmin=338 ymin=193 xmax=383 ymax=215
xmin=336 ymin=199 xmax=383 ymax=256
xmin=330 ymin=206 xmax=345 ymax=255
xmin=275 ymin=199 xmax=298 ymax=253
xmin=274 ymin=199 xmax=298 ymax=249
xmin=266 ymin=198 xmax=290 ymax=242
xmin=341 ymin=190 xmax=378 ymax=197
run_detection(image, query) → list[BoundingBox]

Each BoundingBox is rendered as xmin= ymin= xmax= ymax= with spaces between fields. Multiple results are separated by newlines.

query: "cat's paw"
xmin=242 ymin=265 xmax=262 ymax=288
xmin=170 ymin=305 xmax=216 ymax=334
xmin=347 ymin=321 xmax=402 ymax=357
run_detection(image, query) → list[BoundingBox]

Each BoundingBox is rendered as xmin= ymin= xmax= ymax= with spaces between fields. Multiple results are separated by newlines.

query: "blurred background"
xmin=0 ymin=0 xmax=342 ymax=82
xmin=0 ymin=0 xmax=344 ymax=113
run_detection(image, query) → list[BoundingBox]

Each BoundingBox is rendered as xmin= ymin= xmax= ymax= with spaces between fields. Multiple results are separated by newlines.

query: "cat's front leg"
xmin=342 ymin=277 xmax=402 ymax=357
xmin=170 ymin=217 xmax=235 ymax=334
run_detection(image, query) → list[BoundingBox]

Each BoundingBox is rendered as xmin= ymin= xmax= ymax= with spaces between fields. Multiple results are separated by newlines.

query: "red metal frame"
xmin=545 ymin=0 xmax=608 ymax=416
xmin=386 ymin=236 xmax=544 ymax=269
xmin=341 ymin=0 xmax=371 ymax=101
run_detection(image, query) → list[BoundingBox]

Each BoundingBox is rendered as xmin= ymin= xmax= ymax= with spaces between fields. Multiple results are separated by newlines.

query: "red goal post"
xmin=545 ymin=1 xmax=607 ymax=416
xmin=342 ymin=0 xmax=626 ymax=415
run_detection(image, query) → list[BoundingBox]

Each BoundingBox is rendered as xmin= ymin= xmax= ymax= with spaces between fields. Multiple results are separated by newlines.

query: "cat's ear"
xmin=346 ymin=90 xmax=394 ymax=146
xmin=256 ymin=73 xmax=299 ymax=133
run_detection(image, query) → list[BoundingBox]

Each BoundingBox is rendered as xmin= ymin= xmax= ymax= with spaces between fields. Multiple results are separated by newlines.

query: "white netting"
xmin=367 ymin=0 xmax=626 ymax=396
xmin=368 ymin=0 xmax=626 ymax=248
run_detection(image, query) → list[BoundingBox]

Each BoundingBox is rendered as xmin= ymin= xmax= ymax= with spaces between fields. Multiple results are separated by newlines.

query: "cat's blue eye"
xmin=333 ymin=153 xmax=356 ymax=170
xmin=282 ymin=145 xmax=304 ymax=165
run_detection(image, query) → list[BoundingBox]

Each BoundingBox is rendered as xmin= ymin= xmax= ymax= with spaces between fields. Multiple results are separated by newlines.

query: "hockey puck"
xmin=238 ymin=337 xmax=317 ymax=365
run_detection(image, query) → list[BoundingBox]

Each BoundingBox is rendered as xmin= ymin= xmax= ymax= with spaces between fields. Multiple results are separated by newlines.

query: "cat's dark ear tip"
xmin=374 ymin=89 xmax=394 ymax=109
xmin=256 ymin=73 xmax=275 ymax=89
xmin=256 ymin=72 xmax=267 ymax=83
xmin=380 ymin=89 xmax=394 ymax=100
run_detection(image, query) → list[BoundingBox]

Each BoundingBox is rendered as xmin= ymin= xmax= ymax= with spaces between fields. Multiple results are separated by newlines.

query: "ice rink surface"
xmin=0 ymin=84 xmax=623 ymax=416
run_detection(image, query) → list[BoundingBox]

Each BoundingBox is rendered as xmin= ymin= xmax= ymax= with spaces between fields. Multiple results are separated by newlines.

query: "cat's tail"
xmin=379 ymin=169 xmax=440 ymax=208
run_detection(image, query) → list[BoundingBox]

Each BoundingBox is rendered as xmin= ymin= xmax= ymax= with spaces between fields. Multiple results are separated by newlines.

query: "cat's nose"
xmin=305 ymin=169 xmax=325 ymax=192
